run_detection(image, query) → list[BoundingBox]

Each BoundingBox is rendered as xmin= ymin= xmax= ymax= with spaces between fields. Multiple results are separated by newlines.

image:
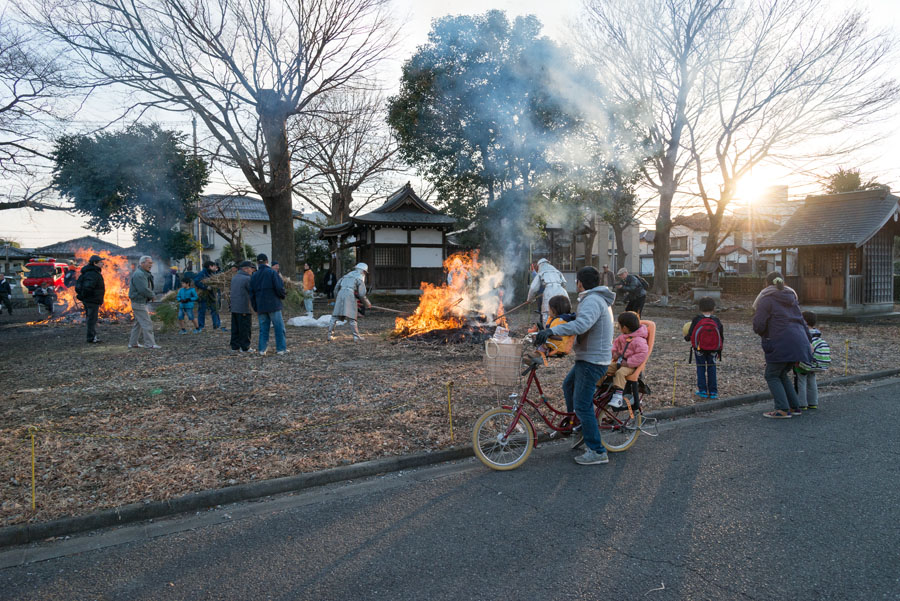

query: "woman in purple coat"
xmin=752 ymin=272 xmax=813 ymax=418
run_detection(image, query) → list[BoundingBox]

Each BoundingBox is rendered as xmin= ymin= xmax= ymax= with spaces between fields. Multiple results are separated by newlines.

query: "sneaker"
xmin=128 ymin=343 xmax=144 ymax=348
xmin=326 ymin=334 xmax=334 ymax=342
xmin=258 ymin=350 xmax=267 ymax=356
xmin=192 ymin=329 xmax=200 ymax=334
xmin=353 ymin=336 xmax=363 ymax=342
xmin=219 ymin=327 xmax=228 ymax=332
xmin=708 ymin=392 xmax=718 ymax=399
xmin=608 ymin=391 xmax=624 ymax=408
xmin=146 ymin=344 xmax=162 ymax=349
xmin=240 ymin=348 xmax=254 ymax=354
xmin=276 ymin=349 xmax=289 ymax=355
xmin=694 ymin=390 xmax=709 ymax=398
xmin=180 ymin=329 xmax=187 ymax=335
xmin=807 ymin=405 xmax=818 ymax=410
xmin=574 ymin=449 xmax=609 ymax=465
xmin=790 ymin=409 xmax=802 ymax=416
xmin=88 ymin=338 xmax=102 ymax=344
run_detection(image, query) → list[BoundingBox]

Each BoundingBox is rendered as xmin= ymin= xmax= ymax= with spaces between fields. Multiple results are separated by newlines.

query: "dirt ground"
xmin=1 ymin=297 xmax=896 ymax=527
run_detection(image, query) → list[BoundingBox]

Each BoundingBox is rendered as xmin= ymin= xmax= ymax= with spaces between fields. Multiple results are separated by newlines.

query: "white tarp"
xmin=286 ymin=315 xmax=339 ymax=328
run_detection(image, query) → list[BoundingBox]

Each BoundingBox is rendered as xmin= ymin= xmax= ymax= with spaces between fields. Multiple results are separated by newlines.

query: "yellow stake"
xmin=844 ymin=339 xmax=850 ymax=376
xmin=28 ymin=425 xmax=37 ymax=511
xmin=671 ymin=362 xmax=678 ymax=405
xmin=447 ymin=381 xmax=454 ymax=442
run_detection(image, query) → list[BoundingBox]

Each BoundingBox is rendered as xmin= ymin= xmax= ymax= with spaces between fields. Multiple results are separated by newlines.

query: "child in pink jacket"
xmin=605 ymin=311 xmax=649 ymax=408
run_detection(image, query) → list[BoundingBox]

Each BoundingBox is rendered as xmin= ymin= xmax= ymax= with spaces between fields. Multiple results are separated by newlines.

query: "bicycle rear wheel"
xmin=473 ymin=408 xmax=534 ymax=470
xmin=599 ymin=408 xmax=642 ymax=452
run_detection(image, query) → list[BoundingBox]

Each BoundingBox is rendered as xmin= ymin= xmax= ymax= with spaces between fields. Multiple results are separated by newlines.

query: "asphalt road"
xmin=3 ymin=380 xmax=900 ymax=601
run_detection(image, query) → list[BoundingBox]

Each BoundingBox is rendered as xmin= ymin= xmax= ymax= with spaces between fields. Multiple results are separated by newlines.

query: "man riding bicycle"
xmin=535 ymin=266 xmax=616 ymax=465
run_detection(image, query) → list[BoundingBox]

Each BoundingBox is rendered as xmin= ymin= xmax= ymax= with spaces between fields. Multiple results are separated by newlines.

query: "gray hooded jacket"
xmin=547 ymin=285 xmax=616 ymax=365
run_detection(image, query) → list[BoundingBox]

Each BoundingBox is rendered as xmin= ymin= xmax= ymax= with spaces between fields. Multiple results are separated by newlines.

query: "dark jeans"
xmin=0 ymin=294 xmax=11 ymax=314
xmin=695 ymin=351 xmax=717 ymax=394
xmin=84 ymin=303 xmax=99 ymax=341
xmin=625 ymin=295 xmax=646 ymax=316
xmin=230 ymin=313 xmax=252 ymax=351
xmin=764 ymin=362 xmax=800 ymax=411
xmin=562 ymin=361 xmax=608 ymax=454
xmin=326 ymin=285 xmax=335 ymax=299
xmin=198 ymin=299 xmax=220 ymax=329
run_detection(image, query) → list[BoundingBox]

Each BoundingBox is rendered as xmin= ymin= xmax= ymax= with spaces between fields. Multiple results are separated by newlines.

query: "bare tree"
xmin=687 ymin=1 xmax=898 ymax=264
xmin=0 ymin=18 xmax=71 ymax=211
xmin=579 ymin=0 xmax=727 ymax=299
xmin=290 ymin=90 xmax=400 ymax=225
xmin=25 ymin=0 xmax=397 ymax=275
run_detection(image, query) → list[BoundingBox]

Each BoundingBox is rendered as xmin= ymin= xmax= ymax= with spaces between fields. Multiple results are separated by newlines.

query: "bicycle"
xmin=473 ymin=334 xmax=655 ymax=470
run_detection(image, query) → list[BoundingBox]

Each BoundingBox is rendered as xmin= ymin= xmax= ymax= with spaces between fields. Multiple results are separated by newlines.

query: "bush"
xmin=283 ymin=288 xmax=305 ymax=314
xmin=151 ymin=302 xmax=179 ymax=332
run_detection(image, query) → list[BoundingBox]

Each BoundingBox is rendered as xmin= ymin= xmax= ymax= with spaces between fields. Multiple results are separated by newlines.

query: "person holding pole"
xmin=327 ymin=263 xmax=371 ymax=342
xmin=527 ymin=258 xmax=568 ymax=324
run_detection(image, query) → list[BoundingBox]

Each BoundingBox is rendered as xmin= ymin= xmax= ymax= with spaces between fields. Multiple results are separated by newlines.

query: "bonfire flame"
xmin=35 ymin=248 xmax=133 ymax=323
xmin=393 ymin=251 xmax=508 ymax=337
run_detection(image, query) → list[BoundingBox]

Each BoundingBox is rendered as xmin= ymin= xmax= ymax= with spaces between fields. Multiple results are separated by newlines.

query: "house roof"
xmin=672 ymin=212 xmax=780 ymax=233
xmin=640 ymin=230 xmax=655 ymax=243
xmin=320 ymin=183 xmax=455 ymax=238
xmin=716 ymin=245 xmax=751 ymax=256
xmin=200 ymin=195 xmax=302 ymax=222
xmin=0 ymin=244 xmax=31 ymax=258
xmin=33 ymin=236 xmax=137 ymax=257
xmin=759 ymin=189 xmax=900 ymax=249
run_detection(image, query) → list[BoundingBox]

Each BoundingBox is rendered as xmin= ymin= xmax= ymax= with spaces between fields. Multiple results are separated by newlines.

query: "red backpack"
xmin=690 ymin=317 xmax=722 ymax=360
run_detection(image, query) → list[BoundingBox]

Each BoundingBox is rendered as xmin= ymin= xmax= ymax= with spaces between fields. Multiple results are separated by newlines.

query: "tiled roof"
xmin=33 ymin=236 xmax=133 ymax=256
xmin=759 ymin=189 xmax=900 ymax=249
xmin=672 ymin=212 xmax=779 ymax=233
xmin=320 ymin=184 xmax=454 ymax=238
xmin=716 ymin=245 xmax=751 ymax=255
xmin=200 ymin=195 xmax=302 ymax=221
xmin=0 ymin=245 xmax=31 ymax=258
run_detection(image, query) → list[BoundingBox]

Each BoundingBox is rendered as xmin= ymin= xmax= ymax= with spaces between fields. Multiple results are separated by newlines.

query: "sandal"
xmin=763 ymin=410 xmax=791 ymax=419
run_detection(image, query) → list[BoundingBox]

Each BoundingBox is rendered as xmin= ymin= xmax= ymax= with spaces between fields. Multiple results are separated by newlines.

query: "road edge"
xmin=2 ymin=367 xmax=898 ymax=549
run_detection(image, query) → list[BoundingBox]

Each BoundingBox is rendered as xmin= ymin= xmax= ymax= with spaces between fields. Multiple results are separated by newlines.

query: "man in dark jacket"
xmin=0 ymin=273 xmax=13 ymax=316
xmin=249 ymin=254 xmax=287 ymax=355
xmin=615 ymin=268 xmax=647 ymax=316
xmin=75 ymin=255 xmax=106 ymax=343
xmin=323 ymin=267 xmax=337 ymax=299
xmin=194 ymin=261 xmax=225 ymax=332
xmin=229 ymin=261 xmax=255 ymax=352
xmin=162 ymin=266 xmax=180 ymax=292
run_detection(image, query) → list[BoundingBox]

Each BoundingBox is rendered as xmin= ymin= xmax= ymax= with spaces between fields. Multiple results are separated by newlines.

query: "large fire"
xmin=33 ymin=248 xmax=133 ymax=323
xmin=393 ymin=251 xmax=508 ymax=338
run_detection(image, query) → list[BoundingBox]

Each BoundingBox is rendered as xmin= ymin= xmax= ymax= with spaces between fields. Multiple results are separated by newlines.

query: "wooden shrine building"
xmin=319 ymin=184 xmax=456 ymax=293
xmin=759 ymin=189 xmax=899 ymax=316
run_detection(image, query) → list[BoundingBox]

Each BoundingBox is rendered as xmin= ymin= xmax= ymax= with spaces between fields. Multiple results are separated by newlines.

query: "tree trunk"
xmin=701 ymin=191 xmax=731 ymax=263
xmin=652 ymin=206 xmax=672 ymax=297
xmin=258 ymin=92 xmax=296 ymax=276
xmin=614 ymin=225 xmax=627 ymax=270
xmin=583 ymin=214 xmax=597 ymax=269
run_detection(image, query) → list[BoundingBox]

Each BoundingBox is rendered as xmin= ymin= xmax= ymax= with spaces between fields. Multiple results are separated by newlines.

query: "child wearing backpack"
xmin=685 ymin=297 xmax=724 ymax=399
xmin=795 ymin=311 xmax=830 ymax=410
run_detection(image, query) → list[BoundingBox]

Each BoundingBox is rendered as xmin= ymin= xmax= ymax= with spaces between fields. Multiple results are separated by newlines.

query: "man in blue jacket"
xmin=535 ymin=266 xmax=616 ymax=466
xmin=249 ymin=253 xmax=287 ymax=355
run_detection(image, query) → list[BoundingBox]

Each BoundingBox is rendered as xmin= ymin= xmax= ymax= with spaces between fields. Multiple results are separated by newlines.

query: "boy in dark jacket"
xmin=685 ymin=297 xmax=724 ymax=399
xmin=230 ymin=261 xmax=255 ymax=352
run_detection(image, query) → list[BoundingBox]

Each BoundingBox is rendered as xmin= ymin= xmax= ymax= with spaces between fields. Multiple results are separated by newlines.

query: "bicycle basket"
xmin=483 ymin=339 xmax=525 ymax=387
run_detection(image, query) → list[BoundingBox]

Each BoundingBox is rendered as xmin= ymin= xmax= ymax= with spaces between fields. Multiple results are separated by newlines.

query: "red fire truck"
xmin=22 ymin=257 xmax=72 ymax=293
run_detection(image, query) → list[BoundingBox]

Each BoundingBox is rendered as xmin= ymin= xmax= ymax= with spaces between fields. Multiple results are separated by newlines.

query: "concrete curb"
xmin=3 ymin=367 xmax=898 ymax=549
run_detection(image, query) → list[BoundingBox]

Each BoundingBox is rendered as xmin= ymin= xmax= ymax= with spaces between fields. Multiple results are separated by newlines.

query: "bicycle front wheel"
xmin=600 ymin=410 xmax=642 ymax=452
xmin=472 ymin=408 xmax=534 ymax=470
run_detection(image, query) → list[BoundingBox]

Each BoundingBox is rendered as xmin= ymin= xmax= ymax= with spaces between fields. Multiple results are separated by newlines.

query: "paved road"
xmin=3 ymin=380 xmax=900 ymax=600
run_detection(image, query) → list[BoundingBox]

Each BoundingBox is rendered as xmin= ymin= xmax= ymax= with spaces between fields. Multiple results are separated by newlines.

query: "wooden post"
xmin=844 ymin=249 xmax=851 ymax=310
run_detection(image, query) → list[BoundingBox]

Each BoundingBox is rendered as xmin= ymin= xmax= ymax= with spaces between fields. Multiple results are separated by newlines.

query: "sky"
xmin=2 ymin=0 xmax=900 ymax=248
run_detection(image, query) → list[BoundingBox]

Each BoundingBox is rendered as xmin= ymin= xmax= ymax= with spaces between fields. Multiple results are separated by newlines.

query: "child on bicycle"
xmin=528 ymin=294 xmax=575 ymax=357
xmin=604 ymin=311 xmax=649 ymax=408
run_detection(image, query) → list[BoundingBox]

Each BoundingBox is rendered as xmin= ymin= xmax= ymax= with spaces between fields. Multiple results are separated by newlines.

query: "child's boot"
xmin=608 ymin=390 xmax=624 ymax=408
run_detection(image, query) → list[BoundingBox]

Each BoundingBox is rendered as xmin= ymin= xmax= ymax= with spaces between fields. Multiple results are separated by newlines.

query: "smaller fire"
xmin=29 ymin=248 xmax=133 ymax=324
